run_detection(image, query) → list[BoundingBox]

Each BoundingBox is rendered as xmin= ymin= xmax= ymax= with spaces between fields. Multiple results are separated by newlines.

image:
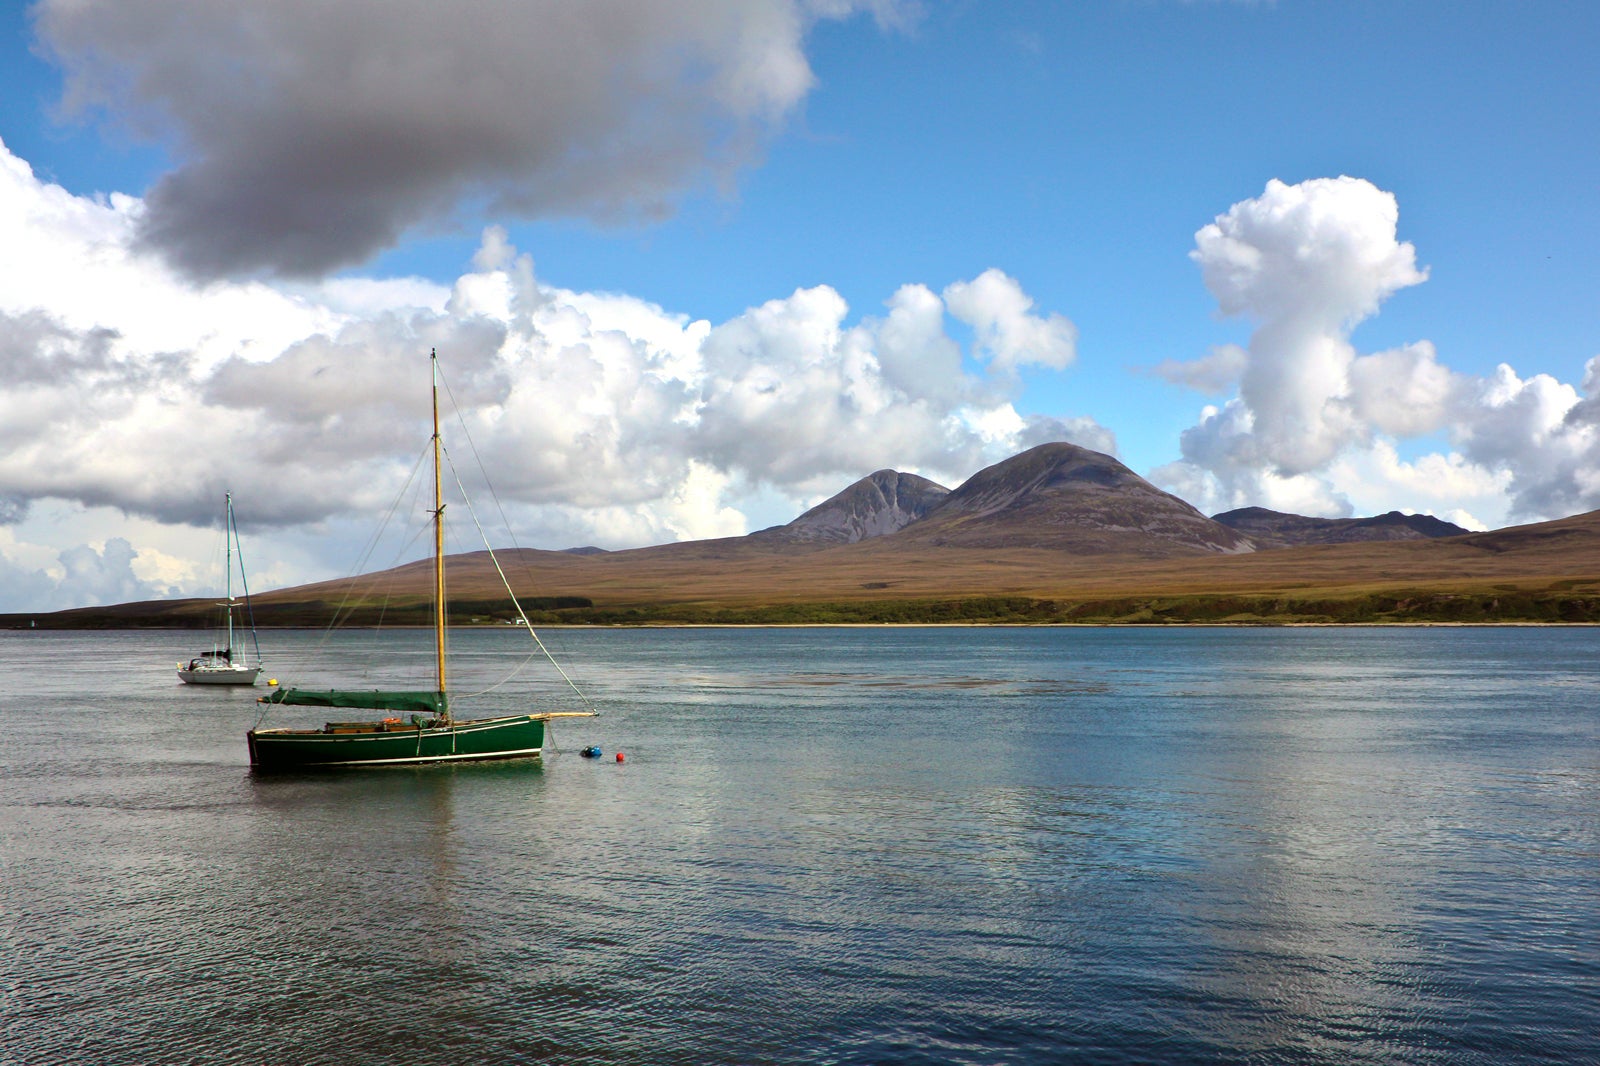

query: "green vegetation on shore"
xmin=9 ymin=586 xmax=1600 ymax=629
xmin=520 ymin=588 xmax=1600 ymax=625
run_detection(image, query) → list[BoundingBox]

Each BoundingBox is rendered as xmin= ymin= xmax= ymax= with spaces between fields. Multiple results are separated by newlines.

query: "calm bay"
xmin=1 ymin=625 xmax=1596 ymax=1064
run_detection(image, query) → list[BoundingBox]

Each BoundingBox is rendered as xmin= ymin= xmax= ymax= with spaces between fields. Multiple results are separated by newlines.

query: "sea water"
xmin=0 ymin=625 xmax=1596 ymax=1065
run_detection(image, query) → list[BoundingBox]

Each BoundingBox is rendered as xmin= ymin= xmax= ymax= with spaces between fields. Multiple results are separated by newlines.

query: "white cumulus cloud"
xmin=0 ymin=137 xmax=1102 ymax=611
xmin=1159 ymin=176 xmax=1600 ymax=529
xmin=944 ymin=268 xmax=1079 ymax=373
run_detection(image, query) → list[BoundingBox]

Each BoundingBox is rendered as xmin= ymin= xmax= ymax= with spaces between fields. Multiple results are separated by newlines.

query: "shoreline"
xmin=7 ymin=619 xmax=1600 ymax=631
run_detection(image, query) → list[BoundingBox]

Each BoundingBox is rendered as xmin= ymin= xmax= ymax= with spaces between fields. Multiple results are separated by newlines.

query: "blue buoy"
xmin=580 ymin=745 xmax=603 ymax=758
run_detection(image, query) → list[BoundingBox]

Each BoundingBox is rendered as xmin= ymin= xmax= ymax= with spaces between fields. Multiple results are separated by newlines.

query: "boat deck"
xmin=253 ymin=710 xmax=595 ymax=737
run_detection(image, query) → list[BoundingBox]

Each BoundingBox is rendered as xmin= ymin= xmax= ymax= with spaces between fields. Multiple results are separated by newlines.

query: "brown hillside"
xmin=896 ymin=442 xmax=1252 ymax=556
xmin=1213 ymin=506 xmax=1471 ymax=548
xmin=13 ymin=436 xmax=1600 ymax=625
xmin=225 ymin=507 xmax=1600 ymax=614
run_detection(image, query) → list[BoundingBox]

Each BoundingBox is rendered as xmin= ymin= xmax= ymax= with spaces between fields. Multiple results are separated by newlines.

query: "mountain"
xmin=33 ymin=439 xmax=1599 ymax=630
xmin=15 ymin=454 xmax=1600 ymax=627
xmin=888 ymin=442 xmax=1254 ymax=556
xmin=752 ymin=470 xmax=951 ymax=545
xmin=1213 ymin=507 xmax=1470 ymax=549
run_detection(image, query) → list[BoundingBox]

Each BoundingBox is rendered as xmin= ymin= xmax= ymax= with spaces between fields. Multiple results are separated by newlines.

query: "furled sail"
xmin=259 ymin=688 xmax=447 ymax=714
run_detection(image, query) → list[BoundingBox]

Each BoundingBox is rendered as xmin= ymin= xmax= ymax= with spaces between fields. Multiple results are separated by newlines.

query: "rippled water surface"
xmin=2 ymin=626 xmax=1597 ymax=1064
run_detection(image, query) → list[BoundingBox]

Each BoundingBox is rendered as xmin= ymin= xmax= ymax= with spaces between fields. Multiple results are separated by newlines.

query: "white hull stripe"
xmin=255 ymin=746 xmax=543 ymax=767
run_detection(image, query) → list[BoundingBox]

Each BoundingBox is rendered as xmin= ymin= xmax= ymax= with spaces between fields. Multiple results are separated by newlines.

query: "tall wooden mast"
xmin=431 ymin=349 xmax=448 ymax=713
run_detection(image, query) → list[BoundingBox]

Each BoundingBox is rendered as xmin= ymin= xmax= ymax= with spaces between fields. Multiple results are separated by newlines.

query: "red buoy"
xmin=615 ymin=752 xmax=625 ymax=763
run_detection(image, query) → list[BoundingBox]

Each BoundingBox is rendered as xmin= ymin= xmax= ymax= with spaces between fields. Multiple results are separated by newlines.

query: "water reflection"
xmin=2 ymin=626 xmax=1596 ymax=1065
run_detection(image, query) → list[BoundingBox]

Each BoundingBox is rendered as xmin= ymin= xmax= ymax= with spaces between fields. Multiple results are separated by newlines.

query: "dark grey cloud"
xmin=0 ymin=309 xmax=120 ymax=385
xmin=32 ymin=0 xmax=911 ymax=281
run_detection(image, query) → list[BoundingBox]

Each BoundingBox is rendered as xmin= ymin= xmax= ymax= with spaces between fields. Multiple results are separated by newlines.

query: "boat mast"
xmin=431 ymin=349 xmax=448 ymax=715
xmin=224 ymin=492 xmax=235 ymax=662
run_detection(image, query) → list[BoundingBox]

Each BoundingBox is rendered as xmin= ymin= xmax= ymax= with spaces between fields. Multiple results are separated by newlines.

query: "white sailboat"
xmin=178 ymin=493 xmax=263 ymax=686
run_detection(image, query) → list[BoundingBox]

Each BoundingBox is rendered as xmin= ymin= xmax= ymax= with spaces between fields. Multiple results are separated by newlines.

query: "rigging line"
xmin=230 ymin=500 xmax=265 ymax=669
xmin=263 ymin=447 xmax=430 ymax=704
xmin=319 ymin=448 xmax=423 ymax=634
xmin=433 ymin=362 xmax=594 ymax=705
xmin=452 ymin=645 xmax=542 ymax=700
xmin=351 ymin=463 xmax=441 ymax=687
xmin=435 ymin=366 xmax=544 ymax=599
xmin=441 ymin=442 xmax=597 ymax=714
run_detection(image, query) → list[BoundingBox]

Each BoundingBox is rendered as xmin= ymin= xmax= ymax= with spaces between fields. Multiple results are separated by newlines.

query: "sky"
xmin=1 ymin=0 xmax=1597 ymax=612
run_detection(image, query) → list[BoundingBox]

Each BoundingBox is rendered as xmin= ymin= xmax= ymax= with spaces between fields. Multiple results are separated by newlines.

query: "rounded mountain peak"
xmin=901 ymin=441 xmax=1253 ymax=556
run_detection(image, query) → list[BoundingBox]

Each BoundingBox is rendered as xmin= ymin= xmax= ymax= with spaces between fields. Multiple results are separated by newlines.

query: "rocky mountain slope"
xmin=752 ymin=470 xmax=951 ymax=545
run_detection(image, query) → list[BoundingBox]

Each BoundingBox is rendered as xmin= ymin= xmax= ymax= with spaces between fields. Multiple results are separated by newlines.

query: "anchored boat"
xmin=178 ymin=492 xmax=262 ymax=686
xmin=247 ymin=350 xmax=594 ymax=770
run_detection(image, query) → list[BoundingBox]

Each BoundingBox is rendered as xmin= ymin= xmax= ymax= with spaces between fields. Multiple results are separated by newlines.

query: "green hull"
xmin=248 ymin=714 xmax=545 ymax=770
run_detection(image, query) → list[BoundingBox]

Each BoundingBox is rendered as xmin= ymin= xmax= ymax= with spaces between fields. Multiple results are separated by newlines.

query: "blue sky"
xmin=1 ymin=0 xmax=1597 ymax=611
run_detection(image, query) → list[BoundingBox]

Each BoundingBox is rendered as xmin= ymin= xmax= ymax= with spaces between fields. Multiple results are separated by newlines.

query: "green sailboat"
xmin=247 ymin=351 xmax=594 ymax=770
